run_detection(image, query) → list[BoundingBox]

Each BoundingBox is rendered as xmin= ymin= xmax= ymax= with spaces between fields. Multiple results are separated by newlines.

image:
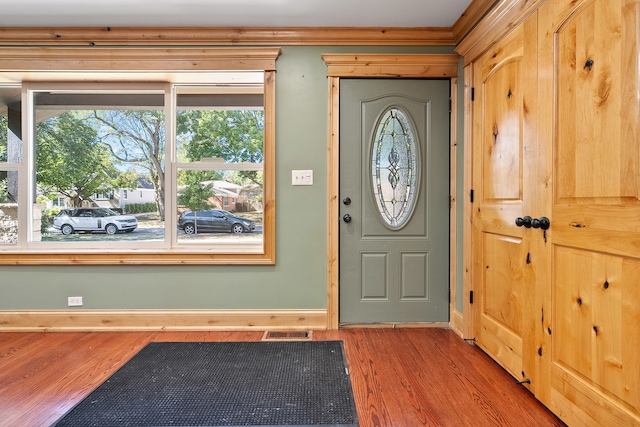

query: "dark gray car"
xmin=178 ymin=209 xmax=255 ymax=234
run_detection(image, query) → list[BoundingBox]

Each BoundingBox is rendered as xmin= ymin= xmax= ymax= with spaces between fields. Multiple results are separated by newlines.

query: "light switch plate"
xmin=292 ymin=170 xmax=313 ymax=186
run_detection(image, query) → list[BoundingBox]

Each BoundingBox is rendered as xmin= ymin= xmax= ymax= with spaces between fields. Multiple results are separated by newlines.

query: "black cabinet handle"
xmin=343 ymin=214 xmax=352 ymax=223
xmin=517 ymin=216 xmax=550 ymax=230
xmin=532 ymin=216 xmax=550 ymax=230
xmin=515 ymin=216 xmax=532 ymax=228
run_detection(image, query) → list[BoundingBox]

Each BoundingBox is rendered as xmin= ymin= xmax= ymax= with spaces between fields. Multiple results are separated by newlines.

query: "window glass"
xmin=33 ymin=90 xmax=166 ymax=243
xmin=371 ymin=107 xmax=419 ymax=229
xmin=0 ymin=86 xmax=20 ymax=244
xmin=175 ymin=85 xmax=264 ymax=251
xmin=0 ymin=170 xmax=18 ymax=244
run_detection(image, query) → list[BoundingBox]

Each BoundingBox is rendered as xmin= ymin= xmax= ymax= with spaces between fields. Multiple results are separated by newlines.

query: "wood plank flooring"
xmin=0 ymin=328 xmax=565 ymax=427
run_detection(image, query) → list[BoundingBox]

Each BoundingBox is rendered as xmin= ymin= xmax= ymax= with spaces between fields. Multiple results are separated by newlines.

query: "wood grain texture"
xmin=0 ymin=309 xmax=327 ymax=332
xmin=0 ymin=27 xmax=457 ymax=47
xmin=0 ymin=328 xmax=565 ymax=427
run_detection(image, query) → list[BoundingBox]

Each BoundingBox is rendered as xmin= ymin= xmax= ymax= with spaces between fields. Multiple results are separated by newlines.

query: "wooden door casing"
xmin=471 ymin=14 xmax=540 ymax=392
xmin=538 ymin=0 xmax=640 ymax=425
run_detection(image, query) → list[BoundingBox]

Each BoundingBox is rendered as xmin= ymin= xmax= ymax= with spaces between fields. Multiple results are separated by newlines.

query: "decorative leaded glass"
xmin=371 ymin=107 xmax=419 ymax=228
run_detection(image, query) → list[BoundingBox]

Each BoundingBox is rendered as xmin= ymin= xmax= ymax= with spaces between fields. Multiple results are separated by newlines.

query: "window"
xmin=0 ymin=47 xmax=279 ymax=264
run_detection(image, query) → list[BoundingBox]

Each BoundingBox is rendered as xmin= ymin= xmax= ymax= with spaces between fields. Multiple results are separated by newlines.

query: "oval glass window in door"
xmin=370 ymin=107 xmax=420 ymax=229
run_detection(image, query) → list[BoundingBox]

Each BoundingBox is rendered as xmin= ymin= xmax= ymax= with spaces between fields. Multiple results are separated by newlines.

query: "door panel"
xmin=339 ymin=79 xmax=450 ymax=324
xmin=539 ymin=0 xmax=640 ymax=424
xmin=472 ymin=17 xmax=539 ymax=389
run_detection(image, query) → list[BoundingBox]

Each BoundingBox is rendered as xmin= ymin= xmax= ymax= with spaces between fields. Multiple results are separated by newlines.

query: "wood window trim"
xmin=322 ymin=53 xmax=459 ymax=329
xmin=0 ymin=47 xmax=280 ymax=265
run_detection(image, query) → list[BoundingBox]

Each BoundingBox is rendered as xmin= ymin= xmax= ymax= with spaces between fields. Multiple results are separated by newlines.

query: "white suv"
xmin=53 ymin=208 xmax=138 ymax=235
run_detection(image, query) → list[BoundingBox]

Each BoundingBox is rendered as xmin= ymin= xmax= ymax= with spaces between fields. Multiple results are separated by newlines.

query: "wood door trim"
xmin=323 ymin=53 xmax=459 ymax=329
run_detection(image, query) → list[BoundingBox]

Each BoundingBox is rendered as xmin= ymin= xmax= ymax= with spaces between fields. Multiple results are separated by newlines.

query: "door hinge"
xmin=469 ymin=290 xmax=474 ymax=304
xmin=470 ymin=189 xmax=474 ymax=203
xmin=471 ymin=87 xmax=475 ymax=101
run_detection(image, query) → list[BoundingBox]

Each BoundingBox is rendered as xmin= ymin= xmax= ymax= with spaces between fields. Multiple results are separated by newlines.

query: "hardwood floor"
xmin=0 ymin=328 xmax=565 ymax=427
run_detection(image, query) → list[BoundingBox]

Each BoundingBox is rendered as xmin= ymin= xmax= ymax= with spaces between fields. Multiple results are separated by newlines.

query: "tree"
xmin=92 ymin=110 xmax=166 ymax=219
xmin=177 ymin=170 xmax=222 ymax=212
xmin=36 ymin=112 xmax=116 ymax=207
xmin=177 ymin=109 xmax=264 ymax=188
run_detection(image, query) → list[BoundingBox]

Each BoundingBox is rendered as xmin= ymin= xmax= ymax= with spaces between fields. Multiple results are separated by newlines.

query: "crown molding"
xmin=0 ymin=26 xmax=457 ymax=46
xmin=452 ymin=0 xmax=498 ymax=44
xmin=455 ymin=0 xmax=545 ymax=64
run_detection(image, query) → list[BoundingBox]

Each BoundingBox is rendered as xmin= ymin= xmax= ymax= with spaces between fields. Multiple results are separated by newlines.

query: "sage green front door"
xmin=339 ymin=79 xmax=450 ymax=324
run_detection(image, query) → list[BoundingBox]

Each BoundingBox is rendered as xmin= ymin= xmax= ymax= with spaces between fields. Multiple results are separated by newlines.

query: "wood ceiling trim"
xmin=0 ymin=27 xmax=457 ymax=46
xmin=452 ymin=0 xmax=498 ymax=44
xmin=455 ymin=0 xmax=546 ymax=64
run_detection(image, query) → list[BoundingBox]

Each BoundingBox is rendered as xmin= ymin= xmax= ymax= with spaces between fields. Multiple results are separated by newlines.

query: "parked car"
xmin=178 ymin=209 xmax=255 ymax=234
xmin=53 ymin=207 xmax=138 ymax=235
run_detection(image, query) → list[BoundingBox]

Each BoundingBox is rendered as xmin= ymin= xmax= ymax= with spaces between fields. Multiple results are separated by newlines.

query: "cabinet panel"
xmin=472 ymin=16 xmax=539 ymax=390
xmin=471 ymin=0 xmax=640 ymax=425
xmin=539 ymin=0 xmax=640 ymax=424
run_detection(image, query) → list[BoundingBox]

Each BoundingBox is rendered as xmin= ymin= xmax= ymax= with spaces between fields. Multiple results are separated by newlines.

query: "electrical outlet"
xmin=292 ymin=170 xmax=313 ymax=186
xmin=67 ymin=296 xmax=83 ymax=307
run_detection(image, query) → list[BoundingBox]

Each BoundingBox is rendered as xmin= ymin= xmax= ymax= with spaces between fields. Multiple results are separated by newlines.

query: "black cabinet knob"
xmin=532 ymin=217 xmax=550 ymax=230
xmin=517 ymin=216 xmax=550 ymax=230
xmin=537 ymin=216 xmax=550 ymax=230
xmin=343 ymin=197 xmax=351 ymax=205
xmin=516 ymin=216 xmax=532 ymax=228
xmin=343 ymin=214 xmax=352 ymax=223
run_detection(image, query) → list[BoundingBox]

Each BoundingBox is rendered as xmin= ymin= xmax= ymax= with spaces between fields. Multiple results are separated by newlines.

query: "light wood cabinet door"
xmin=471 ymin=15 xmax=541 ymax=392
xmin=538 ymin=0 xmax=640 ymax=425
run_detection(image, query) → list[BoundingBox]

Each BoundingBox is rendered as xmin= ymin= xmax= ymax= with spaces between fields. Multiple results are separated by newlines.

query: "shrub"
xmin=41 ymin=207 xmax=62 ymax=235
xmin=124 ymin=203 xmax=157 ymax=214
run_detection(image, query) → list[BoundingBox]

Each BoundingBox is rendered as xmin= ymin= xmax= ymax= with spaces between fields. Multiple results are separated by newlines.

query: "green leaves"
xmin=177 ymin=109 xmax=264 ymax=163
xmin=36 ymin=112 xmax=116 ymax=207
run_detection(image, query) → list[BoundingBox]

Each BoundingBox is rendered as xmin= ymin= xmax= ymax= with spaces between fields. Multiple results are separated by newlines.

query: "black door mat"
xmin=52 ymin=341 xmax=359 ymax=427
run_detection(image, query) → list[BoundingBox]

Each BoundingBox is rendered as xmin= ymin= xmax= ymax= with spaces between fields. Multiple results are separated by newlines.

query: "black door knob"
xmin=343 ymin=214 xmax=352 ymax=223
xmin=343 ymin=197 xmax=351 ymax=205
xmin=516 ymin=216 xmax=532 ymax=228
xmin=537 ymin=216 xmax=550 ymax=230
xmin=532 ymin=217 xmax=550 ymax=230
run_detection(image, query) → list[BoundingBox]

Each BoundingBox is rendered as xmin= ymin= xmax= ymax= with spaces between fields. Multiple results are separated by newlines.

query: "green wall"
xmin=0 ymin=45 xmax=463 ymax=312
